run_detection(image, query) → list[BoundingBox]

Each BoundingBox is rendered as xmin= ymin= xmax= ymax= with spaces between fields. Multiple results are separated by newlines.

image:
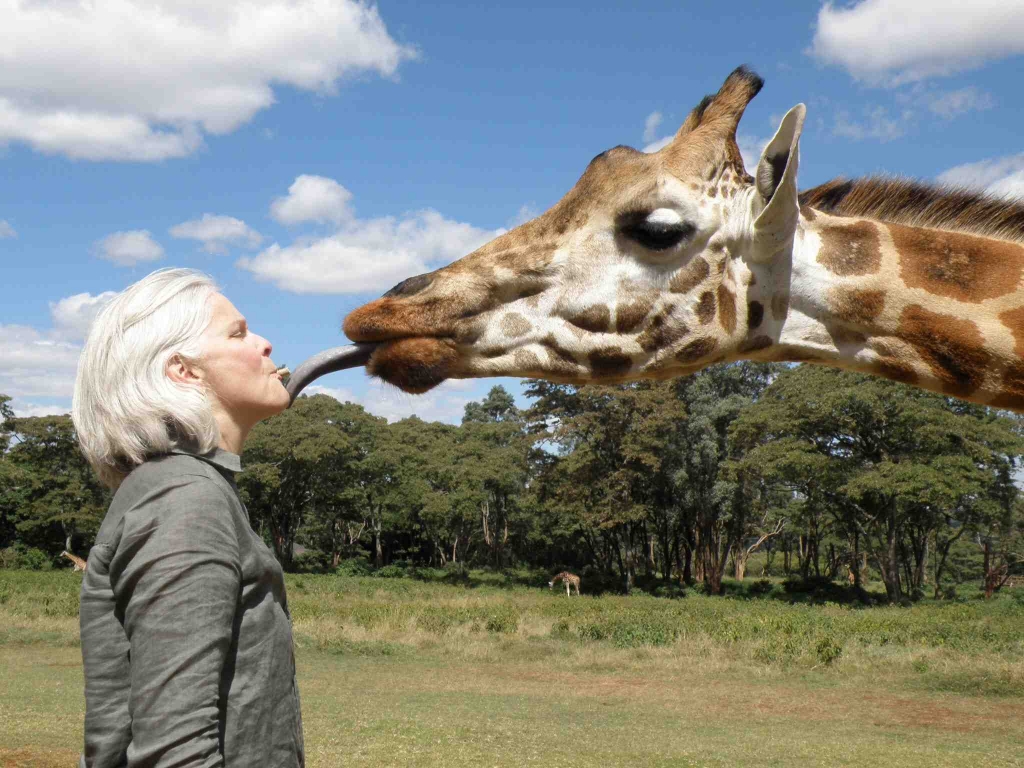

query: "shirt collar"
xmin=169 ymin=446 xmax=242 ymax=474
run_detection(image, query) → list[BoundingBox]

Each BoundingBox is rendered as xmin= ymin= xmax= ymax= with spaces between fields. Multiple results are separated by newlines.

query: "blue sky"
xmin=3 ymin=0 xmax=1024 ymax=422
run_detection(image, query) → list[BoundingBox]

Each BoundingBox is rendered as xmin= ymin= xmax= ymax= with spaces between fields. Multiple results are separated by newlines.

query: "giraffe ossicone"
xmin=343 ymin=66 xmax=1024 ymax=412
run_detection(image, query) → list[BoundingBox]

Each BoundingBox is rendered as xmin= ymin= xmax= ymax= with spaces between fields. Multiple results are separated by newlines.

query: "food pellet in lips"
xmin=276 ymin=366 xmax=290 ymax=375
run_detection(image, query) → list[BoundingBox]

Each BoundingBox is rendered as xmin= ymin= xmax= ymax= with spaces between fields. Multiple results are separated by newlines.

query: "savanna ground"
xmin=2 ymin=568 xmax=1024 ymax=768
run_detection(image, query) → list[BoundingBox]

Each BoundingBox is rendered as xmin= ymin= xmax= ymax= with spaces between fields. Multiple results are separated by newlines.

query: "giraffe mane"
xmin=799 ymin=176 xmax=1024 ymax=245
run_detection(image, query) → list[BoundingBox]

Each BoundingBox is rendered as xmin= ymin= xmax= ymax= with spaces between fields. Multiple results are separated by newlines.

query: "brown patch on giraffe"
xmin=636 ymin=311 xmax=689 ymax=353
xmin=739 ymin=335 xmax=773 ymax=354
xmin=747 ymin=301 xmax=764 ymax=329
xmin=697 ymin=291 xmax=717 ymax=325
xmin=898 ymin=304 xmax=990 ymax=396
xmin=500 ymin=313 xmax=532 ymax=338
xmin=565 ymin=304 xmax=611 ymax=334
xmin=542 ymin=335 xmax=578 ymax=364
xmin=990 ymin=360 xmax=1024 ymax=409
xmin=669 ymin=257 xmax=710 ymax=294
xmin=589 ymin=347 xmax=633 ymax=376
xmin=453 ymin=319 xmax=485 ymax=346
xmin=828 ymin=325 xmax=868 ymax=346
xmin=771 ymin=293 xmax=789 ymax=322
xmin=747 ymin=272 xmax=757 ymax=286
xmin=366 ymin=338 xmax=459 ymax=394
xmin=800 ymin=205 xmax=817 ymax=221
xmin=877 ymin=359 xmax=919 ymax=386
xmin=676 ymin=337 xmax=718 ymax=363
xmin=997 ymin=306 xmax=1024 ymax=358
xmin=616 ymin=300 xmax=652 ymax=333
xmin=892 ymin=224 xmax=1024 ymax=303
xmin=514 ymin=349 xmax=543 ymax=372
xmin=817 ymin=221 xmax=882 ymax=276
xmin=717 ymin=285 xmax=737 ymax=334
xmin=831 ymin=288 xmax=886 ymax=325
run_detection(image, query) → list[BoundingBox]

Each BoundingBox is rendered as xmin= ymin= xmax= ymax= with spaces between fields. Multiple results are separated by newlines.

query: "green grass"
xmin=2 ymin=569 xmax=1024 ymax=766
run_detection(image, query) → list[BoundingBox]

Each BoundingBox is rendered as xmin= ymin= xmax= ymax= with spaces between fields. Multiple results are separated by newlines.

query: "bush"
xmin=484 ymin=602 xmax=520 ymax=634
xmin=815 ymin=635 xmax=843 ymax=666
xmin=748 ymin=579 xmax=774 ymax=596
xmin=373 ymin=564 xmax=407 ymax=579
xmin=0 ymin=545 xmax=53 ymax=571
xmin=334 ymin=558 xmax=373 ymax=577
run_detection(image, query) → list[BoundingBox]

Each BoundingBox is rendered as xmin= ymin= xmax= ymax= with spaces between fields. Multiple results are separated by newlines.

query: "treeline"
xmin=2 ymin=364 xmax=1023 ymax=602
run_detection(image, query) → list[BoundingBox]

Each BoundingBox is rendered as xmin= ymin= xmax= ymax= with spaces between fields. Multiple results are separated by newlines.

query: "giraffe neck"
xmin=746 ymin=209 xmax=1024 ymax=410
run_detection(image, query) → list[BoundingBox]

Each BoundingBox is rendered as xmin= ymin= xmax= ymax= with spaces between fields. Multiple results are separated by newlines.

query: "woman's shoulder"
xmin=117 ymin=453 xmax=233 ymax=502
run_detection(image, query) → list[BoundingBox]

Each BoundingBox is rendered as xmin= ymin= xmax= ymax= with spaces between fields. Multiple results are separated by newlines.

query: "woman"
xmin=72 ymin=268 xmax=302 ymax=767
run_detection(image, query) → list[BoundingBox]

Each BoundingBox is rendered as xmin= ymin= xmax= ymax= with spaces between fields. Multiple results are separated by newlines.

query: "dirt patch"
xmin=0 ymin=746 xmax=79 ymax=768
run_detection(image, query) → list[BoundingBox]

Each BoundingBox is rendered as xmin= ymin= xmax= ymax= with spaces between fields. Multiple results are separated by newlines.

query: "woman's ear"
xmin=166 ymin=354 xmax=204 ymax=386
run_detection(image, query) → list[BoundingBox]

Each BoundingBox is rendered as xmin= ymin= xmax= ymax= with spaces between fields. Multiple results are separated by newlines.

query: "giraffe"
xmin=342 ymin=66 xmax=1024 ymax=413
xmin=549 ymin=571 xmax=581 ymax=596
xmin=62 ymin=550 xmax=87 ymax=572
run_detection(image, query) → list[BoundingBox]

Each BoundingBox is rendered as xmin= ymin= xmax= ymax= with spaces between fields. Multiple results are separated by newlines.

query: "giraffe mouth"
xmin=362 ymin=336 xmax=462 ymax=394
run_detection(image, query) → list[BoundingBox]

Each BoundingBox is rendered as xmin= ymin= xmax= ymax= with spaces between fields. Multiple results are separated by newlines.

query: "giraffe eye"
xmin=618 ymin=211 xmax=696 ymax=252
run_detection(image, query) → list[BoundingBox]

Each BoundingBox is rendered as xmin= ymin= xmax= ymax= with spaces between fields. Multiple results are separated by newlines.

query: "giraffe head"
xmin=344 ymin=66 xmax=806 ymax=393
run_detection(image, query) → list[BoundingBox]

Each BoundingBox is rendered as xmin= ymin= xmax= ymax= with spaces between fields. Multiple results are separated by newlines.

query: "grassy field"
xmin=2 ymin=569 xmax=1023 ymax=767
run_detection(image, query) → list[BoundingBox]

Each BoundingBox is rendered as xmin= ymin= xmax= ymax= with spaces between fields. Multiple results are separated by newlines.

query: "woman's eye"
xmin=618 ymin=211 xmax=696 ymax=252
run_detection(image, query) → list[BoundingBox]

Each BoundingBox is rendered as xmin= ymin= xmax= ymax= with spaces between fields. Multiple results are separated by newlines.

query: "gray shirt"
xmin=79 ymin=449 xmax=304 ymax=768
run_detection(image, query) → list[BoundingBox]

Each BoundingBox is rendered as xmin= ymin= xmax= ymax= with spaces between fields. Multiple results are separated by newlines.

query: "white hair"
xmin=72 ymin=268 xmax=220 ymax=488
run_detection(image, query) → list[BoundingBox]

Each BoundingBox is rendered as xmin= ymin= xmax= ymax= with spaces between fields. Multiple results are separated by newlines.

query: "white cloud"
xmin=833 ymin=106 xmax=912 ymax=142
xmin=0 ymin=0 xmax=417 ymax=161
xmin=238 ymin=189 xmax=504 ymax=293
xmin=937 ymin=153 xmax=1024 ymax=201
xmin=0 ymin=324 xmax=82 ymax=401
xmin=925 ymin=87 xmax=994 ymax=119
xmin=642 ymin=135 xmax=673 ymax=154
xmin=810 ymin=1 xmax=1024 ymax=86
xmin=306 ymin=380 xmax=476 ymax=425
xmin=643 ymin=111 xmax=663 ymax=143
xmin=95 ymin=230 xmax=165 ymax=266
xmin=270 ymin=175 xmax=354 ymax=226
xmin=737 ymin=135 xmax=770 ymax=174
xmin=170 ymin=214 xmax=262 ymax=254
xmin=508 ymin=204 xmax=539 ymax=228
xmin=49 ymin=291 xmax=117 ymax=342
xmin=9 ymin=400 xmax=72 ymax=418
xmin=0 ymin=219 xmax=16 ymax=239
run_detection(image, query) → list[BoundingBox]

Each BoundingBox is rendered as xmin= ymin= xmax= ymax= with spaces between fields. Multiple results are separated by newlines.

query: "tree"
xmin=4 ymin=414 xmax=108 ymax=557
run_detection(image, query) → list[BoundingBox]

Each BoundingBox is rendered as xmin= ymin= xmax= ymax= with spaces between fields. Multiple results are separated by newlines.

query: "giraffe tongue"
xmin=285 ymin=343 xmax=379 ymax=405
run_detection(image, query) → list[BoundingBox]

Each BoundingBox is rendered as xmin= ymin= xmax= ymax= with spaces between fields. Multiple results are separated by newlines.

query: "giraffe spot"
xmin=697 ymin=291 xmax=716 ymax=325
xmin=708 ymin=187 xmax=717 ymax=198
xmin=771 ymin=293 xmax=789 ymax=322
xmin=500 ymin=313 xmax=532 ymax=338
xmin=747 ymin=301 xmax=764 ymax=329
xmin=800 ymin=205 xmax=817 ymax=222
xmin=898 ymin=304 xmax=989 ymax=396
xmin=999 ymin=306 xmax=1024 ymax=358
xmin=717 ymin=285 xmax=737 ymax=334
xmin=637 ymin=312 xmax=689 ymax=353
xmin=877 ymin=359 xmax=919 ymax=386
xmin=893 ymin=224 xmax=1024 ymax=303
xmin=827 ymin=325 xmax=867 ymax=346
xmin=616 ymin=300 xmax=652 ymax=333
xmin=676 ymin=337 xmax=718 ymax=363
xmin=453 ymin=320 xmax=484 ymax=345
xmin=669 ymin=257 xmax=710 ymax=294
xmin=542 ymin=335 xmax=580 ymax=371
xmin=990 ymin=361 xmax=1024 ymax=410
xmin=747 ymin=272 xmax=757 ymax=286
xmin=589 ymin=348 xmax=633 ymax=376
xmin=514 ymin=349 xmax=543 ymax=371
xmin=565 ymin=304 xmax=610 ymax=333
xmin=831 ymin=288 xmax=886 ymax=325
xmin=817 ymin=221 xmax=882 ymax=276
xmin=738 ymin=335 xmax=773 ymax=354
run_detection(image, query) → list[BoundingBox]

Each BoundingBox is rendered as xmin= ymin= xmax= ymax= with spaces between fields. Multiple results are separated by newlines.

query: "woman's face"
xmin=198 ymin=293 xmax=290 ymax=426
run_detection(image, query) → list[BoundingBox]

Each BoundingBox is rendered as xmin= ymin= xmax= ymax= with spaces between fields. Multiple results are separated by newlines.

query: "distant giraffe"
xmin=549 ymin=571 xmax=580 ymax=596
xmin=62 ymin=550 xmax=87 ymax=572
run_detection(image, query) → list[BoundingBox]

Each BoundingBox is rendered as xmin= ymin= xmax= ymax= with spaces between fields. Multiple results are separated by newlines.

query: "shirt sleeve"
xmin=108 ymin=474 xmax=242 ymax=768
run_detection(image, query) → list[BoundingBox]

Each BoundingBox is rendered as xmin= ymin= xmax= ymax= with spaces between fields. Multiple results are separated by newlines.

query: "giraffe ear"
xmin=751 ymin=104 xmax=806 ymax=262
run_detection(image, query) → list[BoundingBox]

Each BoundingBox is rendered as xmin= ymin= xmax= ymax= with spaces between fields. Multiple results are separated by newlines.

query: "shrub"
xmin=0 ymin=545 xmax=53 ymax=571
xmin=748 ymin=579 xmax=774 ymax=596
xmin=334 ymin=558 xmax=373 ymax=577
xmin=815 ymin=635 xmax=843 ymax=666
xmin=484 ymin=602 xmax=520 ymax=634
xmin=373 ymin=564 xmax=406 ymax=579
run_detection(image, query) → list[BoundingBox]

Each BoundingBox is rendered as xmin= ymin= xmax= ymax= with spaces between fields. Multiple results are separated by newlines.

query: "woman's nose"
xmin=257 ymin=335 xmax=272 ymax=357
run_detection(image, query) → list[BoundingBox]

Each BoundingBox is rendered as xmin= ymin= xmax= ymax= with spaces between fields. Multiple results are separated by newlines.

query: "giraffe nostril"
xmin=384 ymin=273 xmax=432 ymax=299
